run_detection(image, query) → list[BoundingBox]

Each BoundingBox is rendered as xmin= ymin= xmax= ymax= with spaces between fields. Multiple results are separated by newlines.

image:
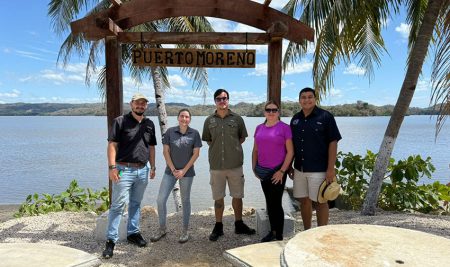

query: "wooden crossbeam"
xmin=264 ymin=0 xmax=272 ymax=6
xmin=118 ymin=32 xmax=276 ymax=44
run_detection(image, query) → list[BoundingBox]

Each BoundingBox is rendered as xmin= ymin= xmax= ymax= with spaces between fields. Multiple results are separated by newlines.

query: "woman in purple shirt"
xmin=252 ymin=100 xmax=294 ymax=242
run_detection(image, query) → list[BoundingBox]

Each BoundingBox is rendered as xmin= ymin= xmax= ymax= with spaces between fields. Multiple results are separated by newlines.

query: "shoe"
xmin=150 ymin=228 xmax=167 ymax=242
xmin=209 ymin=222 xmax=224 ymax=241
xmin=276 ymin=233 xmax=283 ymax=241
xmin=127 ymin=232 xmax=147 ymax=247
xmin=261 ymin=232 xmax=276 ymax=242
xmin=235 ymin=220 xmax=256 ymax=235
xmin=102 ymin=239 xmax=115 ymax=259
xmin=178 ymin=231 xmax=189 ymax=244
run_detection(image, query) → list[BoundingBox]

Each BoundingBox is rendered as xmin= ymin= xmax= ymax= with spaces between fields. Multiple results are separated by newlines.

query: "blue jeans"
xmin=106 ymin=164 xmax=149 ymax=242
xmin=156 ymin=173 xmax=194 ymax=230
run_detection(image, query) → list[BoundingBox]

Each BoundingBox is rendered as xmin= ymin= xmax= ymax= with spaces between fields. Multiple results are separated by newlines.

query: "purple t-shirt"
xmin=254 ymin=121 xmax=292 ymax=169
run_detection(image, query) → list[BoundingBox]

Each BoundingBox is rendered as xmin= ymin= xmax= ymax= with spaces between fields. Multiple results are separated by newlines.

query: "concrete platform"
xmin=281 ymin=224 xmax=450 ymax=267
xmin=0 ymin=243 xmax=100 ymax=267
xmin=224 ymin=241 xmax=286 ymax=267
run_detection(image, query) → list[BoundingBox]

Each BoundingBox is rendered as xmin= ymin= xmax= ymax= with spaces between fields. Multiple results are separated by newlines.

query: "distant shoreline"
xmin=0 ymin=101 xmax=439 ymax=117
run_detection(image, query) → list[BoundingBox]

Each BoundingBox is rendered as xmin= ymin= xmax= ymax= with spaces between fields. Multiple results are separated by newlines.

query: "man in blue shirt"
xmin=290 ymin=87 xmax=341 ymax=230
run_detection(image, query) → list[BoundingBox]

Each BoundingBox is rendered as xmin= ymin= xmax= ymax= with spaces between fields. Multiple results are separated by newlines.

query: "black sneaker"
xmin=261 ymin=232 xmax=276 ymax=242
xmin=209 ymin=222 xmax=224 ymax=241
xmin=276 ymin=232 xmax=283 ymax=241
xmin=235 ymin=220 xmax=256 ymax=235
xmin=127 ymin=232 xmax=147 ymax=247
xmin=102 ymin=239 xmax=115 ymax=259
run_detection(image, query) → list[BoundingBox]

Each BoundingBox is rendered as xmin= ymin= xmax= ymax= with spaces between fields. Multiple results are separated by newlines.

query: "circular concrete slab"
xmin=281 ymin=224 xmax=450 ymax=267
xmin=0 ymin=243 xmax=100 ymax=267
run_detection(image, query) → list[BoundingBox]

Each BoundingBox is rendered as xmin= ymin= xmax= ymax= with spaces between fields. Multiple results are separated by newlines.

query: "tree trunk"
xmin=361 ymin=0 xmax=445 ymax=215
xmin=150 ymin=66 xmax=182 ymax=212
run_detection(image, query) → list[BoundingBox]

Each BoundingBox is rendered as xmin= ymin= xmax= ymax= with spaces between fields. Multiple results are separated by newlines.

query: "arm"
xmin=163 ymin=144 xmax=176 ymax=173
xmin=272 ymin=139 xmax=294 ymax=184
xmin=107 ymin=141 xmax=120 ymax=183
xmin=149 ymin=145 xmax=156 ymax=179
xmin=252 ymin=141 xmax=259 ymax=179
xmin=175 ymin=147 xmax=200 ymax=179
xmin=326 ymin=140 xmax=338 ymax=183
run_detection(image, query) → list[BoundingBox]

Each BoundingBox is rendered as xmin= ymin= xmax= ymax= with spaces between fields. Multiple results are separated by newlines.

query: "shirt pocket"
xmin=226 ymin=121 xmax=238 ymax=136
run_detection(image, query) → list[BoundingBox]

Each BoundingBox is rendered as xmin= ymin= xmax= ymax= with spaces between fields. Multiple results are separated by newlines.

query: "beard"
xmin=133 ymin=110 xmax=145 ymax=116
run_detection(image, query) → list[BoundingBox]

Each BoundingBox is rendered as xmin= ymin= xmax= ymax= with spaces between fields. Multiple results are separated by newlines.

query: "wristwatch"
xmin=151 ymin=166 xmax=156 ymax=171
xmin=109 ymin=165 xmax=117 ymax=170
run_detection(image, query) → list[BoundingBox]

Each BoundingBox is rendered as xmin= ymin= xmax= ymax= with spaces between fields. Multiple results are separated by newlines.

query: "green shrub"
xmin=15 ymin=180 xmax=109 ymax=217
xmin=336 ymin=151 xmax=449 ymax=214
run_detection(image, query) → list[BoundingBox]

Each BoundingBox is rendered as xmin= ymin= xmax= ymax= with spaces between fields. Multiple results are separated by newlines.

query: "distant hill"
xmin=0 ymin=101 xmax=439 ymax=116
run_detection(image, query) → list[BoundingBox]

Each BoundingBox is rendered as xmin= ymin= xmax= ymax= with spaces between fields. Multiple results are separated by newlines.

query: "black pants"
xmin=260 ymin=174 xmax=287 ymax=235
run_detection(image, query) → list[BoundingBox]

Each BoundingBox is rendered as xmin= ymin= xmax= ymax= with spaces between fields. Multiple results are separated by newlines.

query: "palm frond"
xmin=430 ymin=0 xmax=450 ymax=137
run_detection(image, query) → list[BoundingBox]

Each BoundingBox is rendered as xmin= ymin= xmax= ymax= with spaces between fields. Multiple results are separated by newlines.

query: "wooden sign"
xmin=132 ymin=48 xmax=256 ymax=68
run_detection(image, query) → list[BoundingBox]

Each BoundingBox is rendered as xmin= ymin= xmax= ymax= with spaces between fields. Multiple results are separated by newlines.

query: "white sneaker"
xmin=150 ymin=228 xmax=167 ymax=242
xmin=178 ymin=231 xmax=189 ymax=243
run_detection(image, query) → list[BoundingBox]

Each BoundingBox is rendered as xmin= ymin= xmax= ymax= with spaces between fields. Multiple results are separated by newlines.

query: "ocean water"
xmin=0 ymin=115 xmax=448 ymax=212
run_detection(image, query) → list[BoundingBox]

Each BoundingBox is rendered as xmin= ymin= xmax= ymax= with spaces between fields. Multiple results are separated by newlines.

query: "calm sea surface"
xmin=0 ymin=115 xmax=448 ymax=211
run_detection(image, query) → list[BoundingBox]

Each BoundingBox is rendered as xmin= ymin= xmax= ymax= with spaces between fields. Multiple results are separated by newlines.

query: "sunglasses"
xmin=215 ymin=97 xmax=228 ymax=103
xmin=265 ymin=108 xmax=279 ymax=113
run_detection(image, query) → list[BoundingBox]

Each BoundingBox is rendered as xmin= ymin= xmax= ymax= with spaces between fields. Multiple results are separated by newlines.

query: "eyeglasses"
xmin=215 ymin=97 xmax=228 ymax=103
xmin=265 ymin=108 xmax=279 ymax=113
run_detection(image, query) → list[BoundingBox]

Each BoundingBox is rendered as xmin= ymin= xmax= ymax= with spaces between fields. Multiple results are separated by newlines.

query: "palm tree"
xmin=48 ymin=0 xmax=217 ymax=210
xmin=48 ymin=1 xmax=214 ymax=136
xmin=281 ymin=0 xmax=449 ymax=215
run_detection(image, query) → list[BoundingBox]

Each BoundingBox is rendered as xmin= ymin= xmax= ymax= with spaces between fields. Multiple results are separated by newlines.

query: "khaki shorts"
xmin=210 ymin=166 xmax=244 ymax=200
xmin=293 ymin=169 xmax=326 ymax=202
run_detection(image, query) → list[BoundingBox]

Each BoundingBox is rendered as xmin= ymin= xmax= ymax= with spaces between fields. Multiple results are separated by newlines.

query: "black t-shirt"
xmin=108 ymin=112 xmax=157 ymax=164
xmin=290 ymin=106 xmax=341 ymax=172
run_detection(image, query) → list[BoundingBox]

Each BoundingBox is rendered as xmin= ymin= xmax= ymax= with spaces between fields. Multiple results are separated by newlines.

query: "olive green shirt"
xmin=202 ymin=110 xmax=248 ymax=170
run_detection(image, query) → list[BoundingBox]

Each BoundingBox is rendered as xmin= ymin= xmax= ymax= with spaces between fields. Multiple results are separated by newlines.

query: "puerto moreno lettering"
xmin=132 ymin=48 xmax=256 ymax=68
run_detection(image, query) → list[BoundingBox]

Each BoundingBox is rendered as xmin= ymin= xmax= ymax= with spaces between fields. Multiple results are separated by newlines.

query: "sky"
xmin=0 ymin=0 xmax=437 ymax=107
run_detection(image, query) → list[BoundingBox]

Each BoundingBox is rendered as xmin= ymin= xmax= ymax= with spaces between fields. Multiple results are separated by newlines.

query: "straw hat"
xmin=317 ymin=178 xmax=341 ymax=203
xmin=131 ymin=92 xmax=149 ymax=102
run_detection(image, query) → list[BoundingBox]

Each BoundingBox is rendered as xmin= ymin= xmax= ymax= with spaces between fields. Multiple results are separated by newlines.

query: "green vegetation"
xmin=15 ymin=180 xmax=109 ymax=217
xmin=0 ymin=101 xmax=439 ymax=116
xmin=336 ymin=151 xmax=450 ymax=214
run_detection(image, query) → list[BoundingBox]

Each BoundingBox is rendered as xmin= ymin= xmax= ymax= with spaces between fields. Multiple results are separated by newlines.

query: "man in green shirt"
xmin=202 ymin=89 xmax=256 ymax=241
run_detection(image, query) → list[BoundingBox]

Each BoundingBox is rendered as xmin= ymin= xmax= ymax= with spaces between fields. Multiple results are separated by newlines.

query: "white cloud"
xmin=252 ymin=0 xmax=287 ymax=9
xmin=395 ymin=23 xmax=410 ymax=39
xmin=329 ymin=88 xmax=343 ymax=98
xmin=168 ymin=74 xmax=187 ymax=87
xmin=284 ymin=60 xmax=313 ymax=74
xmin=343 ymin=63 xmax=366 ymax=75
xmin=0 ymin=90 xmax=20 ymax=98
xmin=247 ymin=63 xmax=267 ymax=76
xmin=416 ymin=78 xmax=430 ymax=92
xmin=207 ymin=17 xmax=234 ymax=32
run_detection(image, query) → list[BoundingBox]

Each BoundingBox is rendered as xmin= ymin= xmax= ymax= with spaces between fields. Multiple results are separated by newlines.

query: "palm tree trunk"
xmin=361 ymin=0 xmax=445 ymax=215
xmin=150 ymin=66 xmax=182 ymax=212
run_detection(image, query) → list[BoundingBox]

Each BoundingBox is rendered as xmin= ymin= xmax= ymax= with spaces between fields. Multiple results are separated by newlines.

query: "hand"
xmin=325 ymin=168 xmax=336 ymax=183
xmin=271 ymin=171 xmax=284 ymax=185
xmin=109 ymin=169 xmax=120 ymax=183
xmin=149 ymin=168 xmax=156 ymax=179
xmin=173 ymin=169 xmax=186 ymax=179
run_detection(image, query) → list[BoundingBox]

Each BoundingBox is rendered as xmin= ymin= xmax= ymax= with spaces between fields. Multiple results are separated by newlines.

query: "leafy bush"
xmin=336 ymin=151 xmax=449 ymax=214
xmin=15 ymin=180 xmax=109 ymax=217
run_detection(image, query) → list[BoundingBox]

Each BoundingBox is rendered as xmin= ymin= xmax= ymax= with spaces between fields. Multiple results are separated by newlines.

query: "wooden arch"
xmin=71 ymin=0 xmax=313 ymax=42
xmin=70 ymin=0 xmax=314 ymax=127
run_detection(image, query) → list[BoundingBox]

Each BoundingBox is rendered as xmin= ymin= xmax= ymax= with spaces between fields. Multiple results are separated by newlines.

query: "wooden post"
xmin=267 ymin=39 xmax=282 ymax=105
xmin=105 ymin=36 xmax=123 ymax=205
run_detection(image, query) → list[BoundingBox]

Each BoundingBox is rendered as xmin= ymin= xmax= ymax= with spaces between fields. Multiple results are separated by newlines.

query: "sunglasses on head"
xmin=215 ymin=97 xmax=228 ymax=102
xmin=265 ymin=108 xmax=279 ymax=113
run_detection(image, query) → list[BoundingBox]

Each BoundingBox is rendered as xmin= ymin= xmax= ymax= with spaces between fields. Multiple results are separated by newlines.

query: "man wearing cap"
xmin=102 ymin=92 xmax=157 ymax=258
xmin=290 ymin=87 xmax=342 ymax=230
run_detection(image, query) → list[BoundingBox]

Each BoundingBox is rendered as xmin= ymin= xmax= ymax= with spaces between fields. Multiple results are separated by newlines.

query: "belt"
xmin=117 ymin=162 xmax=145 ymax=168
